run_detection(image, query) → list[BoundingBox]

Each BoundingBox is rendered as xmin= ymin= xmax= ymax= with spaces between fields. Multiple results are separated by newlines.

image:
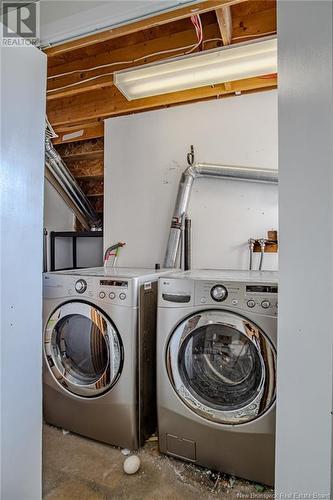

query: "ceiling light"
xmin=114 ymin=37 xmax=277 ymax=101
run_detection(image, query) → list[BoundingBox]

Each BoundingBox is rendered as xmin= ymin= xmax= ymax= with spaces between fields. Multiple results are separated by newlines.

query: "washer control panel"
xmin=75 ymin=277 xmax=131 ymax=305
xmin=195 ymin=280 xmax=278 ymax=315
xmin=43 ymin=274 xmax=134 ymax=306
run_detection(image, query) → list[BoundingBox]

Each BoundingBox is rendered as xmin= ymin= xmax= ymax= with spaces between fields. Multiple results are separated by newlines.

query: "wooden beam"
xmin=53 ymin=122 xmax=104 ymax=144
xmin=216 ymin=6 xmax=233 ymax=45
xmin=65 ymin=158 xmax=104 ymax=179
xmin=216 ymin=6 xmax=233 ymax=89
xmin=47 ymin=15 xmax=213 ymax=74
xmin=232 ymin=5 xmax=276 ymax=42
xmin=47 ymin=75 xmax=277 ymax=127
xmin=56 ymin=137 xmax=104 ymax=157
xmin=64 ymin=151 xmax=104 ymax=162
xmin=47 ymin=78 xmax=114 ymax=101
xmin=44 ymin=0 xmax=245 ymax=58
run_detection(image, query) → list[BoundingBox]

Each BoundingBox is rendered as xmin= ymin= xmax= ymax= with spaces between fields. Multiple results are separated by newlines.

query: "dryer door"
xmin=167 ymin=310 xmax=276 ymax=424
xmin=44 ymin=301 xmax=122 ymax=397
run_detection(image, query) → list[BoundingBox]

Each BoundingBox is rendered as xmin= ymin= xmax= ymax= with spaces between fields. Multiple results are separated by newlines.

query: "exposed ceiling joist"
xmin=47 ymin=19 xmax=220 ymax=101
xmin=64 ymin=158 xmax=104 ymax=179
xmin=46 ymin=5 xmax=277 ymax=104
xmin=48 ymin=75 xmax=277 ymax=128
xmin=232 ymin=4 xmax=276 ymax=42
xmin=45 ymin=0 xmax=244 ymax=58
xmin=216 ymin=6 xmax=233 ymax=45
xmin=52 ymin=122 xmax=104 ymax=144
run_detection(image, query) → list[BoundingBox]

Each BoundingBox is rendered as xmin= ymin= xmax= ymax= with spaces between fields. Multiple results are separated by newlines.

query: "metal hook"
xmin=187 ymin=145 xmax=195 ymax=166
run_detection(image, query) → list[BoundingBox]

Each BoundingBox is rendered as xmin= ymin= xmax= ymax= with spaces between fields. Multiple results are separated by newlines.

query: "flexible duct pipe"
xmin=163 ymin=168 xmax=195 ymax=269
xmin=163 ymin=163 xmax=278 ymax=268
xmin=45 ymin=139 xmax=102 ymax=230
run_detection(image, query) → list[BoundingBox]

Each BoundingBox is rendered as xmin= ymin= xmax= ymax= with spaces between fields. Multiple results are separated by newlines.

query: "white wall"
xmin=105 ymin=90 xmax=278 ymax=270
xmin=276 ymin=1 xmax=333 ymax=497
xmin=44 ymin=180 xmax=74 ymax=270
xmin=0 ymin=44 xmax=46 ymax=499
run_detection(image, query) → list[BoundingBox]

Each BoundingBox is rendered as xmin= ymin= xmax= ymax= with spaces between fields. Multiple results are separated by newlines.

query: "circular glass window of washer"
xmin=178 ymin=324 xmax=264 ymax=411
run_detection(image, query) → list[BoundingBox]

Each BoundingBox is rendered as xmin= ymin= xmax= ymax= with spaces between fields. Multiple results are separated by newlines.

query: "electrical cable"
xmin=47 ymin=14 xmax=202 ymax=94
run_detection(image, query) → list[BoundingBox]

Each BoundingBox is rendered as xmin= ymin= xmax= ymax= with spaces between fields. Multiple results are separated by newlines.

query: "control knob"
xmin=210 ymin=285 xmax=228 ymax=302
xmin=75 ymin=279 xmax=87 ymax=294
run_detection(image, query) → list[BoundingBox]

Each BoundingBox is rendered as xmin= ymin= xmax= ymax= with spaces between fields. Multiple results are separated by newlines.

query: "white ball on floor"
xmin=123 ymin=455 xmax=141 ymax=475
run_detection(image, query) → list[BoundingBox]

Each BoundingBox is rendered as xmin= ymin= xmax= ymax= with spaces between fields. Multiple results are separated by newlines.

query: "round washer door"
xmin=167 ymin=310 xmax=276 ymax=424
xmin=44 ymin=301 xmax=122 ymax=397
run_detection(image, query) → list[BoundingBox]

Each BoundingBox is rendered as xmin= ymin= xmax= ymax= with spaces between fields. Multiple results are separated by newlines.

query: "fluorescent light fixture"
xmin=114 ymin=36 xmax=277 ymax=101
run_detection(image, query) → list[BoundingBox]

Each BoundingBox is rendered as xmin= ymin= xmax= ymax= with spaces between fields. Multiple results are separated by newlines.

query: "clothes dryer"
xmin=43 ymin=267 xmax=168 ymax=449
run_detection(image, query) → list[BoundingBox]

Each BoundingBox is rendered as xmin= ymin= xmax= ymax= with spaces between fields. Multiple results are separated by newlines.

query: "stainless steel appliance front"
xmin=43 ymin=267 xmax=169 ymax=449
xmin=157 ymin=269 xmax=278 ymax=486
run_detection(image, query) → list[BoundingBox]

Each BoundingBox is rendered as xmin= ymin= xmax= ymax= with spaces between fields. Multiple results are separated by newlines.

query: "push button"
xmin=119 ymin=293 xmax=126 ymax=300
xmin=109 ymin=292 xmax=116 ymax=300
xmin=247 ymin=300 xmax=255 ymax=308
xmin=261 ymin=300 xmax=271 ymax=309
xmin=99 ymin=291 xmax=106 ymax=299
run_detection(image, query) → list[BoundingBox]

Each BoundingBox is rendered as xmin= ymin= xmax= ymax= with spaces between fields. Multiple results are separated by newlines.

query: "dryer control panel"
xmin=43 ymin=274 xmax=135 ymax=307
xmin=159 ymin=277 xmax=277 ymax=316
xmin=195 ymin=280 xmax=278 ymax=315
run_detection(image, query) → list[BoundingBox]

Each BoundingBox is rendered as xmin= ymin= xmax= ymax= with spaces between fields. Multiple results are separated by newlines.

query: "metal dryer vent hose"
xmin=45 ymin=138 xmax=102 ymax=230
xmin=163 ymin=163 xmax=278 ymax=269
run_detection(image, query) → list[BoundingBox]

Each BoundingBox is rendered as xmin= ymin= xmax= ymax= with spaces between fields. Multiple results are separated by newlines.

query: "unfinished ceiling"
xmin=45 ymin=0 xmax=277 ymax=221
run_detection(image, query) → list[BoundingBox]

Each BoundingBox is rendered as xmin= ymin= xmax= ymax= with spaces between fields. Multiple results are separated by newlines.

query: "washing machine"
xmin=43 ymin=267 xmax=169 ymax=450
xmin=157 ymin=270 xmax=278 ymax=486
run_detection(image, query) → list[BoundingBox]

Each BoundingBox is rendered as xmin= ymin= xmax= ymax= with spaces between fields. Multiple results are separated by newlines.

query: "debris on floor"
xmin=121 ymin=448 xmax=131 ymax=456
xmin=43 ymin=425 xmax=274 ymax=499
xmin=123 ymin=455 xmax=141 ymax=475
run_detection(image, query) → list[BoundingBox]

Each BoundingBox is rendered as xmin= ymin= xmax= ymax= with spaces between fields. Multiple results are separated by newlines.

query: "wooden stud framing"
xmin=45 ymin=0 xmax=244 ymax=58
xmin=216 ymin=6 xmax=233 ymax=44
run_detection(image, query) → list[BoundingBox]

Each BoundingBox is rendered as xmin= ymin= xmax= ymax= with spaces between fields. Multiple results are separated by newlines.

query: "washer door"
xmin=167 ymin=310 xmax=276 ymax=424
xmin=44 ymin=301 xmax=122 ymax=397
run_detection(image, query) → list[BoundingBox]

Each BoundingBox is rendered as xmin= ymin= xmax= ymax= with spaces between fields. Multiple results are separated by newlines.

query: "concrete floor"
xmin=43 ymin=425 xmax=274 ymax=500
